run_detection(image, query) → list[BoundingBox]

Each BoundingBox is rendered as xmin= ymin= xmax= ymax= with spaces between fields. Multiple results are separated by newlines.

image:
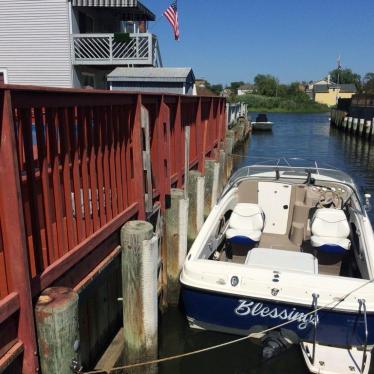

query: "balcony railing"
xmin=72 ymin=33 xmax=161 ymax=66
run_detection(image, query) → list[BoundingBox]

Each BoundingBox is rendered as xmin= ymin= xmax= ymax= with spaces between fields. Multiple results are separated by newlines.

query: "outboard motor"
xmin=261 ymin=331 xmax=294 ymax=360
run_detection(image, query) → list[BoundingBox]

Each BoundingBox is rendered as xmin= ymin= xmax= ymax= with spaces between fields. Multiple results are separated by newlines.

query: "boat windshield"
xmin=223 ymin=158 xmax=356 ymax=195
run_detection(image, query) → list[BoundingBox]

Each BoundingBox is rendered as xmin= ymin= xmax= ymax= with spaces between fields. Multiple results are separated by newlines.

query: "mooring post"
xmin=359 ymin=119 xmax=365 ymax=136
xmin=347 ymin=117 xmax=353 ymax=132
xmin=187 ymin=170 xmax=205 ymax=246
xmin=342 ymin=117 xmax=348 ymax=130
xmin=353 ymin=118 xmax=359 ymax=134
xmin=121 ymin=221 xmax=158 ymax=371
xmin=218 ymin=149 xmax=227 ymax=194
xmin=225 ymin=131 xmax=235 ymax=181
xmin=165 ymin=189 xmax=188 ymax=304
xmin=35 ymin=287 xmax=79 ymax=374
xmin=365 ymin=120 xmax=372 ymax=139
xmin=204 ymin=159 xmax=220 ymax=218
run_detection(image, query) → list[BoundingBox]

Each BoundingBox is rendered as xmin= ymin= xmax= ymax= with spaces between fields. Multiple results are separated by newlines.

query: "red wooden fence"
xmin=0 ymin=85 xmax=226 ymax=373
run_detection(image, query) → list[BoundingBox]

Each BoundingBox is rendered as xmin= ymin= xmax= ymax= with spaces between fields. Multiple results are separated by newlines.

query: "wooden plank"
xmin=18 ymin=108 xmax=41 ymax=274
xmin=34 ymin=108 xmax=54 ymax=268
xmin=0 ymin=292 xmax=19 ymax=325
xmin=95 ymin=107 xmax=107 ymax=226
xmin=0 ymin=90 xmax=39 ymax=373
xmin=0 ymin=341 xmax=24 ymax=372
xmin=107 ymin=106 xmax=118 ymax=218
xmin=132 ymin=95 xmax=146 ymax=220
xmin=70 ymin=106 xmax=86 ymax=242
xmin=34 ymin=202 xmax=138 ymax=292
xmin=184 ymin=126 xmax=190 ymax=199
xmin=141 ymin=105 xmax=153 ymax=213
xmin=101 ymin=106 xmax=113 ymax=221
xmin=113 ymin=106 xmax=124 ymax=213
xmin=58 ymin=108 xmax=78 ymax=250
xmin=46 ymin=108 xmax=68 ymax=258
xmin=86 ymin=107 xmax=100 ymax=233
xmin=78 ymin=107 xmax=93 ymax=237
xmin=119 ymin=106 xmax=129 ymax=208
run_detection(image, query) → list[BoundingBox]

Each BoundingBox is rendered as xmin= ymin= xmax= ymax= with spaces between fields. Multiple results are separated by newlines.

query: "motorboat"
xmin=180 ymin=158 xmax=374 ymax=374
xmin=252 ymin=113 xmax=273 ymax=131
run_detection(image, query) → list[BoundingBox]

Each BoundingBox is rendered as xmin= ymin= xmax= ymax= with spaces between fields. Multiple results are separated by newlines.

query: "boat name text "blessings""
xmin=234 ymin=299 xmax=318 ymax=330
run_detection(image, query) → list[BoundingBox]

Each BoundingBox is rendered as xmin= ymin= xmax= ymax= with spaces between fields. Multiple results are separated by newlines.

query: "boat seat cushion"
xmin=226 ymin=203 xmax=264 ymax=244
xmin=311 ymin=208 xmax=351 ymax=252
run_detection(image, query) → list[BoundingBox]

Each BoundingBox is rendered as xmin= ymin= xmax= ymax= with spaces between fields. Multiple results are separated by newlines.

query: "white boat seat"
xmin=226 ymin=203 xmax=264 ymax=245
xmin=311 ymin=208 xmax=351 ymax=254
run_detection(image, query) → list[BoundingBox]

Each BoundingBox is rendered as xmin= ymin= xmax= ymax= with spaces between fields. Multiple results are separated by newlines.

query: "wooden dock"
xmin=0 ymin=84 xmax=249 ymax=373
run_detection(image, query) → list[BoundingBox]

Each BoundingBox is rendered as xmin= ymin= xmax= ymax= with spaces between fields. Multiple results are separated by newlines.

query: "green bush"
xmin=239 ymin=94 xmax=329 ymax=113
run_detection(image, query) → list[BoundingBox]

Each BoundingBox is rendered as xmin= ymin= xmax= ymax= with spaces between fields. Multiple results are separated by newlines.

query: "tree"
xmin=254 ymin=74 xmax=278 ymax=97
xmin=229 ymin=81 xmax=244 ymax=94
xmin=363 ymin=73 xmax=374 ymax=94
xmin=210 ymin=84 xmax=223 ymax=95
xmin=328 ymin=68 xmax=361 ymax=88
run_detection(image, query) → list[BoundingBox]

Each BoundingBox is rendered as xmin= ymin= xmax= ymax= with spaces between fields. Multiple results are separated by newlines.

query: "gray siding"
xmin=0 ymin=0 xmax=73 ymax=87
xmin=111 ymin=81 xmax=184 ymax=95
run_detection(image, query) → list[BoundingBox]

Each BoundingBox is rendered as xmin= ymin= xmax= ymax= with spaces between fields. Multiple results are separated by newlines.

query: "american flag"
xmin=164 ymin=0 xmax=180 ymax=41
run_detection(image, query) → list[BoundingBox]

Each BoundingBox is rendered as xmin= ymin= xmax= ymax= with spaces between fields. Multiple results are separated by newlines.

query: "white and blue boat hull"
xmin=182 ymin=286 xmax=374 ymax=347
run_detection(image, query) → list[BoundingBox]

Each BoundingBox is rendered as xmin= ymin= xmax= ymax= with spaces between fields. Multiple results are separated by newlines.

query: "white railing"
xmin=72 ymin=33 xmax=160 ymax=66
xmin=226 ymin=102 xmax=247 ymax=128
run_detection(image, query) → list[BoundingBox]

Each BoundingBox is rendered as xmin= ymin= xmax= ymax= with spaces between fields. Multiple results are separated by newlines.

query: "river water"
xmin=158 ymin=112 xmax=374 ymax=374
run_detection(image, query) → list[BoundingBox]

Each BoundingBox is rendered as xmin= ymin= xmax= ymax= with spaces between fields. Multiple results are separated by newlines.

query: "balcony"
xmin=71 ymin=33 xmax=162 ymax=67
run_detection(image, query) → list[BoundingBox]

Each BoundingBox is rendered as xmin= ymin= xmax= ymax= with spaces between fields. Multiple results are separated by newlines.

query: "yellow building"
xmin=313 ymin=83 xmax=357 ymax=107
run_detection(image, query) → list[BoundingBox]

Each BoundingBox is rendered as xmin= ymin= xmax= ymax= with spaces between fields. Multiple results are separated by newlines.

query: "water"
xmin=158 ymin=112 xmax=374 ymax=373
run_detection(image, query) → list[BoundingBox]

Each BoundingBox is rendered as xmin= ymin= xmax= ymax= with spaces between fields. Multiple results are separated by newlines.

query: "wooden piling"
xmin=365 ymin=120 xmax=372 ymax=138
xmin=121 ymin=221 xmax=158 ymax=371
xmin=359 ymin=119 xmax=365 ymax=136
xmin=353 ymin=118 xmax=358 ymax=133
xmin=204 ymin=159 xmax=220 ymax=218
xmin=165 ymin=189 xmax=188 ymax=304
xmin=218 ymin=149 xmax=227 ymax=193
xmin=35 ymin=287 xmax=79 ymax=374
xmin=347 ymin=117 xmax=353 ymax=132
xmin=342 ymin=117 xmax=348 ymax=130
xmin=187 ymin=171 xmax=205 ymax=246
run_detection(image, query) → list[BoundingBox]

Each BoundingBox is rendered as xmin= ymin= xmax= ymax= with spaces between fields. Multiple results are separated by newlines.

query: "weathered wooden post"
xmin=342 ymin=117 xmax=348 ymax=130
xmin=35 ymin=287 xmax=79 ymax=374
xmin=165 ymin=189 xmax=189 ymax=304
xmin=204 ymin=159 xmax=220 ymax=218
xmin=359 ymin=119 xmax=365 ymax=136
xmin=347 ymin=117 xmax=353 ymax=132
xmin=187 ymin=170 xmax=205 ymax=246
xmin=218 ymin=149 xmax=227 ymax=194
xmin=365 ymin=120 xmax=372 ymax=139
xmin=352 ymin=118 xmax=359 ymax=134
xmin=225 ymin=131 xmax=235 ymax=181
xmin=121 ymin=221 xmax=158 ymax=372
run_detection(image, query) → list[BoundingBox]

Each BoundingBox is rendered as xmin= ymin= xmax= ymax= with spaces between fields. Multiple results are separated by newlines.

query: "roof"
xmin=70 ymin=0 xmax=155 ymax=21
xmin=107 ymin=67 xmax=195 ymax=83
xmin=238 ymin=84 xmax=253 ymax=90
xmin=314 ymin=84 xmax=329 ymax=93
xmin=314 ymin=83 xmax=357 ymax=93
xmin=339 ymin=84 xmax=357 ymax=93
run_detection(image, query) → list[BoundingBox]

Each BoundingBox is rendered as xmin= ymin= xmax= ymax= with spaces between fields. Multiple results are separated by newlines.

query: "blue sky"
xmin=145 ymin=0 xmax=374 ymax=85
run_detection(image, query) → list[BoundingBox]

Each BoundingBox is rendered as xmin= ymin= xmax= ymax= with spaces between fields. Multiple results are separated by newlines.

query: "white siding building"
xmin=0 ymin=0 xmax=161 ymax=88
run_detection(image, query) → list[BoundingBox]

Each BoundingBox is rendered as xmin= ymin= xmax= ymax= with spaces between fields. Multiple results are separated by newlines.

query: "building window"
xmin=121 ymin=21 xmax=139 ymax=34
xmin=81 ymin=72 xmax=96 ymax=88
xmin=79 ymin=12 xmax=94 ymax=33
xmin=0 ymin=69 xmax=8 ymax=84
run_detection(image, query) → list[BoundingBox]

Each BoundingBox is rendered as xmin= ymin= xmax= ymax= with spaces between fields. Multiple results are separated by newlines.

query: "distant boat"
xmin=252 ymin=113 xmax=273 ymax=131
